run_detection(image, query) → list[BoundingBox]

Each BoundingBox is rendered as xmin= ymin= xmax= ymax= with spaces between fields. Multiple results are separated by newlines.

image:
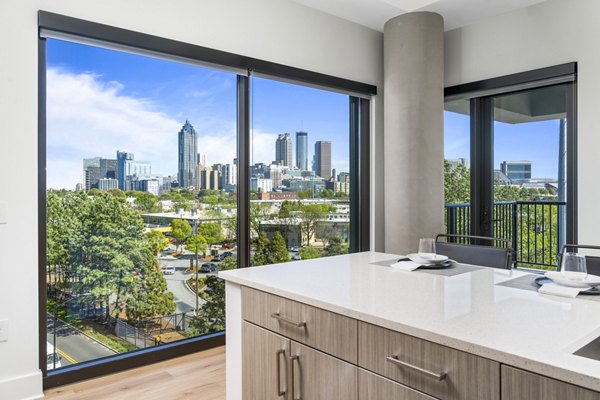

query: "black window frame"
xmin=38 ymin=11 xmax=374 ymax=388
xmin=444 ymin=63 xmax=577 ymax=254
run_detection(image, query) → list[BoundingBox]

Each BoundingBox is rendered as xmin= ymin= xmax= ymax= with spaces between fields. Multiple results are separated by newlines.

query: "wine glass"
xmin=418 ymin=238 xmax=436 ymax=260
xmin=560 ymin=252 xmax=588 ymax=281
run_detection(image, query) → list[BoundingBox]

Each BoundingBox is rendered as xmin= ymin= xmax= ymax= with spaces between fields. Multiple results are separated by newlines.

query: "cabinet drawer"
xmin=502 ymin=365 xmax=599 ymax=400
xmin=242 ymin=286 xmax=357 ymax=363
xmin=358 ymin=322 xmax=500 ymax=400
xmin=359 ymin=369 xmax=437 ymax=400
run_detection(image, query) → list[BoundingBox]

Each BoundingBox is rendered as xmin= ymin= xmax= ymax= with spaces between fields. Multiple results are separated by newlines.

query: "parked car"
xmin=222 ymin=251 xmax=236 ymax=259
xmin=161 ymin=265 xmax=176 ymax=275
xmin=212 ymin=254 xmax=224 ymax=262
xmin=289 ymin=246 xmax=299 ymax=252
xmin=292 ymin=254 xmax=302 ymax=261
xmin=200 ymin=263 xmax=218 ymax=273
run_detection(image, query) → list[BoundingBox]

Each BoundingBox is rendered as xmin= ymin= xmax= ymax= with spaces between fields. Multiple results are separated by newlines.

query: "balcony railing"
xmin=444 ymin=201 xmax=567 ymax=270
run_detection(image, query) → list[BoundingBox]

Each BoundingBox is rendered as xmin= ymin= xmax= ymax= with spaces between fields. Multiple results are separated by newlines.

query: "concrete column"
xmin=383 ymin=12 xmax=444 ymax=254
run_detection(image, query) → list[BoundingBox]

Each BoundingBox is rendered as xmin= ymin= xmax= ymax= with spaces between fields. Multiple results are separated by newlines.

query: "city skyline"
xmin=46 ymin=38 xmax=351 ymax=189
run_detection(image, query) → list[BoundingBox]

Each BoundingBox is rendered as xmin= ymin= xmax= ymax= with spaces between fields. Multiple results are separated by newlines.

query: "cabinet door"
xmin=290 ymin=341 xmax=357 ymax=400
xmin=243 ymin=321 xmax=290 ymax=400
xmin=501 ymin=366 xmax=599 ymax=400
xmin=359 ymin=369 xmax=437 ymax=400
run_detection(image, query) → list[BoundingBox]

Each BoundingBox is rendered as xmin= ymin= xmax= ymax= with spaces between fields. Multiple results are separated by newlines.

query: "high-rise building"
xmin=313 ymin=141 xmax=332 ymax=180
xmin=275 ymin=133 xmax=292 ymax=167
xmin=501 ymin=160 xmax=532 ymax=183
xmin=251 ymin=177 xmax=273 ymax=193
xmin=197 ymin=166 xmax=220 ymax=190
xmin=83 ymin=157 xmax=117 ymax=191
xmin=222 ymin=163 xmax=237 ymax=186
xmin=296 ymin=131 xmax=308 ymax=170
xmin=116 ymin=151 xmax=134 ymax=190
xmin=98 ymin=178 xmax=119 ymax=191
xmin=178 ymin=120 xmax=198 ymax=188
xmin=117 ymin=151 xmax=152 ymax=190
xmin=267 ymin=163 xmax=284 ymax=188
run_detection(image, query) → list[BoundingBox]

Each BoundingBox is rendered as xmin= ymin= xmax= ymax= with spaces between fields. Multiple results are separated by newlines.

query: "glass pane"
xmin=493 ymin=85 xmax=568 ymax=269
xmin=45 ymin=38 xmax=237 ymax=370
xmin=249 ymin=77 xmax=350 ymax=266
xmin=444 ymin=99 xmax=471 ymax=237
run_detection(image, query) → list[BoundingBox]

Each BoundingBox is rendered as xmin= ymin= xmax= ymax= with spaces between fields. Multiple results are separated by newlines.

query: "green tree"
xmin=252 ymin=233 xmax=270 ymax=266
xmin=189 ymin=258 xmax=236 ymax=335
xmin=444 ymin=161 xmax=470 ymax=204
xmin=250 ymin=203 xmax=273 ymax=240
xmin=299 ymin=246 xmax=321 ymax=260
xmin=269 ymin=232 xmax=291 ymax=264
xmin=186 ymin=233 xmax=208 ymax=257
xmin=146 ymin=230 xmax=169 ymax=257
xmin=170 ymin=219 xmax=192 ymax=253
xmin=319 ymin=189 xmax=335 ymax=199
xmin=134 ymin=192 xmax=158 ymax=212
xmin=323 ymin=236 xmax=347 ymax=257
xmin=88 ymin=188 xmax=103 ymax=196
xmin=107 ymin=188 xmax=126 ymax=199
xmin=298 ymin=204 xmax=327 ymax=246
xmin=198 ymin=223 xmax=225 ymax=252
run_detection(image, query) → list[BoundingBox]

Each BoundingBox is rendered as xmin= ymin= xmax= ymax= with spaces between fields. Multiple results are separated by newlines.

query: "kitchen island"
xmin=219 ymin=251 xmax=600 ymax=399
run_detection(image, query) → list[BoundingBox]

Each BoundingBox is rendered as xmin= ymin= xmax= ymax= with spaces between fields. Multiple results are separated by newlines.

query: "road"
xmin=159 ymin=253 xmax=210 ymax=314
xmin=46 ymin=315 xmax=117 ymax=369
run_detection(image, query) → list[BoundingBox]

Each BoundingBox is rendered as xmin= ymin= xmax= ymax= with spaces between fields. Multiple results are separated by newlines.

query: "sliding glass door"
xmin=443 ymin=66 xmax=576 ymax=270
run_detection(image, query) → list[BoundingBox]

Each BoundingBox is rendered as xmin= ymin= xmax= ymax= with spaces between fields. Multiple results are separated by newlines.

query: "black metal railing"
xmin=445 ymin=201 xmax=567 ymax=270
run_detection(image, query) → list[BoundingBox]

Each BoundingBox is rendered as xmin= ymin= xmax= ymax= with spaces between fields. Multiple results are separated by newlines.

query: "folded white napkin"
xmin=538 ymin=283 xmax=583 ymax=298
xmin=389 ymin=261 xmax=422 ymax=271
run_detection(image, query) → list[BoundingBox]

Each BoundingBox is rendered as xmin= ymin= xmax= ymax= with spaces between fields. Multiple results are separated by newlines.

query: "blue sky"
xmin=46 ymin=39 xmax=350 ymax=189
xmin=444 ymin=111 xmax=561 ymax=180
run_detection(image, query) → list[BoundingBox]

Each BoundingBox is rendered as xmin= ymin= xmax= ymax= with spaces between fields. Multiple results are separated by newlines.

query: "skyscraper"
xmin=116 ymin=151 xmax=134 ymax=190
xmin=296 ymin=131 xmax=308 ymax=170
xmin=313 ymin=141 xmax=332 ymax=180
xmin=178 ymin=120 xmax=198 ymax=188
xmin=83 ymin=157 xmax=117 ymax=191
xmin=275 ymin=133 xmax=292 ymax=167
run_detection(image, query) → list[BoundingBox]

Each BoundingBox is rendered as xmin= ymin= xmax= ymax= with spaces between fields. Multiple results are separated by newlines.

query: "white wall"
xmin=0 ymin=1 xmax=383 ymax=398
xmin=445 ymin=0 xmax=600 ymax=247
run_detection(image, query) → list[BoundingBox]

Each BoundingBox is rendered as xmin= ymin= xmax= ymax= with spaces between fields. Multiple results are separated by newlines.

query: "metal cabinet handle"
xmin=271 ymin=312 xmax=306 ymax=328
xmin=290 ymin=355 xmax=301 ymax=400
xmin=275 ymin=349 xmax=286 ymax=397
xmin=386 ymin=355 xmax=447 ymax=381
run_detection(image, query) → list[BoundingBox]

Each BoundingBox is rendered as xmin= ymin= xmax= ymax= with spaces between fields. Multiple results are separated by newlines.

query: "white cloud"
xmin=46 ymin=68 xmax=239 ymax=189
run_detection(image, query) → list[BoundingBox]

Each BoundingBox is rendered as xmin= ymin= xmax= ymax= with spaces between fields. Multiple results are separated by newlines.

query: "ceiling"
xmin=291 ymin=0 xmax=548 ymax=31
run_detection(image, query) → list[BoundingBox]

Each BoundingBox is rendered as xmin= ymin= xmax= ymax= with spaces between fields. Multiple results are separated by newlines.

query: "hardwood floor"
xmin=44 ymin=346 xmax=225 ymax=400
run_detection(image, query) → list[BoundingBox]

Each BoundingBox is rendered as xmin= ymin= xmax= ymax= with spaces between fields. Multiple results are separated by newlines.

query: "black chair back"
xmin=560 ymin=244 xmax=600 ymax=276
xmin=435 ymin=234 xmax=513 ymax=270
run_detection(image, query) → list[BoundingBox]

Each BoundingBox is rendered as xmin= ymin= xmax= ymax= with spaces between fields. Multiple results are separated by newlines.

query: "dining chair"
xmin=435 ymin=233 xmax=514 ymax=269
xmin=560 ymin=244 xmax=600 ymax=276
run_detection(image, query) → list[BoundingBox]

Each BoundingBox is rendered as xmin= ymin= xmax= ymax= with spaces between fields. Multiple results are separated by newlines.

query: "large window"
xmin=45 ymin=38 xmax=238 ymax=371
xmin=443 ymin=65 xmax=576 ymax=270
xmin=249 ymin=77 xmax=351 ymax=266
xmin=39 ymin=12 xmax=373 ymax=386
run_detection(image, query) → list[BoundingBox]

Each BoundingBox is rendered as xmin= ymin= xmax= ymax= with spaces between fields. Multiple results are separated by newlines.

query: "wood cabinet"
xmin=358 ymin=321 xmax=500 ymax=400
xmin=242 ymin=321 xmax=357 ymax=400
xmin=358 ymin=369 xmax=437 ymax=400
xmin=242 ymin=286 xmax=357 ymax=362
xmin=241 ymin=286 xmax=600 ymax=400
xmin=501 ymin=366 xmax=600 ymax=400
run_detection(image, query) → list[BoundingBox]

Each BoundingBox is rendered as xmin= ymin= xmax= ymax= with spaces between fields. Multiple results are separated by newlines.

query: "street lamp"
xmin=193 ymin=219 xmax=199 ymax=315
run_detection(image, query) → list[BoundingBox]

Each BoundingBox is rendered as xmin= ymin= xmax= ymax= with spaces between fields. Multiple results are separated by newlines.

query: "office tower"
xmin=222 ymin=163 xmax=237 ymax=186
xmin=250 ymin=176 xmax=273 ymax=193
xmin=296 ymin=131 xmax=308 ymax=170
xmin=83 ymin=157 xmax=117 ymax=190
xmin=178 ymin=120 xmax=198 ymax=188
xmin=197 ymin=153 xmax=207 ymax=170
xmin=198 ymin=166 xmax=220 ymax=190
xmin=275 ymin=133 xmax=293 ymax=167
xmin=267 ymin=163 xmax=283 ymax=188
xmin=313 ymin=141 xmax=332 ymax=180
xmin=98 ymin=178 xmax=119 ymax=191
xmin=501 ymin=160 xmax=532 ymax=183
xmin=116 ymin=151 xmax=134 ymax=190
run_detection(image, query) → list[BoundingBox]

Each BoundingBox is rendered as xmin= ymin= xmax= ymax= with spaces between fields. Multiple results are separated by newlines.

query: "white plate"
xmin=407 ymin=253 xmax=449 ymax=264
xmin=544 ymin=271 xmax=600 ymax=288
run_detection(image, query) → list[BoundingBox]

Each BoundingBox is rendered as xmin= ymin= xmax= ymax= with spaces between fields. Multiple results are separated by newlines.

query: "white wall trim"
xmin=0 ymin=370 xmax=43 ymax=400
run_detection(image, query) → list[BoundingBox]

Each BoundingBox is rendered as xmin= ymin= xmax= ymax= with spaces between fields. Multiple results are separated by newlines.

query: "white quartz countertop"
xmin=220 ymin=251 xmax=600 ymax=391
